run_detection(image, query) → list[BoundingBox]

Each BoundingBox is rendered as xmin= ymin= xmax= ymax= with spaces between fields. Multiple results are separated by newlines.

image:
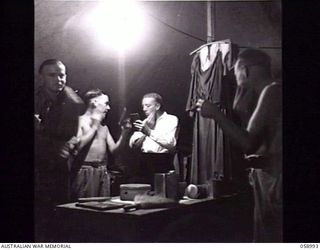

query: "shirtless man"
xmin=66 ymin=89 xmax=131 ymax=199
xmin=196 ymin=49 xmax=282 ymax=242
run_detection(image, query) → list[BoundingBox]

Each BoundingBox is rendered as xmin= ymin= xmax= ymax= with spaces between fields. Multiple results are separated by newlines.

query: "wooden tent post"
xmin=207 ymin=1 xmax=215 ymax=42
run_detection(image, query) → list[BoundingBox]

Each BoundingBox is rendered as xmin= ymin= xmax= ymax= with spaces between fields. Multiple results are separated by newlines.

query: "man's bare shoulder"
xmin=78 ymin=115 xmax=90 ymax=124
xmin=164 ymin=113 xmax=179 ymax=124
xmin=263 ymin=82 xmax=281 ymax=95
xmin=253 ymin=82 xmax=282 ymax=120
xmin=259 ymin=82 xmax=282 ymax=104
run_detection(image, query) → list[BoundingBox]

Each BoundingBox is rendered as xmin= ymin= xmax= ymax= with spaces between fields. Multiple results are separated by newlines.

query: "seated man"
xmin=129 ymin=93 xmax=179 ymax=187
xmin=66 ymin=89 xmax=131 ymax=199
xmin=196 ymin=49 xmax=282 ymax=242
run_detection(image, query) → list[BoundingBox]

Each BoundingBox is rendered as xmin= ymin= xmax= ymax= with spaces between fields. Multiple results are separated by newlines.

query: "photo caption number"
xmin=300 ymin=244 xmax=319 ymax=248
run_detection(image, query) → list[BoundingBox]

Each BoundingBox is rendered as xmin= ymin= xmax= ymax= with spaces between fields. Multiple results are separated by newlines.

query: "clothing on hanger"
xmin=197 ymin=40 xmax=233 ymax=76
xmin=185 ymin=41 xmax=238 ymax=185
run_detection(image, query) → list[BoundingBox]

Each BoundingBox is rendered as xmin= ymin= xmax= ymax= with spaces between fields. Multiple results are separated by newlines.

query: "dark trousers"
xmin=136 ymin=153 xmax=174 ymax=188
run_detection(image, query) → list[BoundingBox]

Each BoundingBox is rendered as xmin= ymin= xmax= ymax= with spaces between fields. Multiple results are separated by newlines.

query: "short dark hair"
xmin=38 ymin=59 xmax=65 ymax=74
xmin=83 ymin=88 xmax=105 ymax=105
xmin=238 ymin=49 xmax=271 ymax=73
xmin=143 ymin=92 xmax=163 ymax=109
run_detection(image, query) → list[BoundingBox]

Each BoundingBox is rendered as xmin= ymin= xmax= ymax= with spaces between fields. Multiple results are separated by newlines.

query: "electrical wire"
xmin=146 ymin=12 xmax=206 ymax=43
xmin=146 ymin=11 xmax=281 ymax=50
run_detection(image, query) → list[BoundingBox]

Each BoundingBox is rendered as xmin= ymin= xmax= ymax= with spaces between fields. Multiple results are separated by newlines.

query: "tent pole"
xmin=207 ymin=1 xmax=215 ymax=42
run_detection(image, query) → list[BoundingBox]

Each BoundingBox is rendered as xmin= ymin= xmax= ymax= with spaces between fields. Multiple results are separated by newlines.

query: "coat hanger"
xmin=189 ymin=39 xmax=231 ymax=56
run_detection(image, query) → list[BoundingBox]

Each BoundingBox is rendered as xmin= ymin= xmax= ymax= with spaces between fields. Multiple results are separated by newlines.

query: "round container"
xmin=120 ymin=184 xmax=151 ymax=201
xmin=186 ymin=184 xmax=208 ymax=199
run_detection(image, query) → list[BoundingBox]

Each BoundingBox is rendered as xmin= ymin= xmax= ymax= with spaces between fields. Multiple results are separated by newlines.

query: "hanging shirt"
xmin=185 ymin=42 xmax=237 ymax=184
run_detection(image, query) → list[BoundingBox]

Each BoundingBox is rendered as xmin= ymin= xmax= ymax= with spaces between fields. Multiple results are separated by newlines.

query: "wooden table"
xmin=54 ymin=194 xmax=253 ymax=242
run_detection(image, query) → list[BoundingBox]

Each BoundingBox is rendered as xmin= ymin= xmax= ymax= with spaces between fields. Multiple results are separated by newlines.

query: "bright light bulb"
xmin=85 ymin=0 xmax=147 ymax=52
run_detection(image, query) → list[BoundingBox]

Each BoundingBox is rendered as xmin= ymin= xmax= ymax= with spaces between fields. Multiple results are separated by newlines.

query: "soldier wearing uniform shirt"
xmin=35 ymin=59 xmax=85 ymax=206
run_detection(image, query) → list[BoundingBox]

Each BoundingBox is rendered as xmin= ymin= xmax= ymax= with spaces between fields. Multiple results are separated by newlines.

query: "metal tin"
xmin=154 ymin=171 xmax=179 ymax=200
xmin=120 ymin=184 xmax=151 ymax=201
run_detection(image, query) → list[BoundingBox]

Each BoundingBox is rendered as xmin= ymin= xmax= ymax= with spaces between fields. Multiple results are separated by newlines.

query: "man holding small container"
xmin=129 ymin=93 xmax=179 ymax=187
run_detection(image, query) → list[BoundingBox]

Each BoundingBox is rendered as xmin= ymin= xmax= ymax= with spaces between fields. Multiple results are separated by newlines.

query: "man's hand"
xmin=34 ymin=114 xmax=41 ymax=131
xmin=145 ymin=111 xmax=156 ymax=129
xmin=120 ymin=118 xmax=132 ymax=136
xmin=59 ymin=136 xmax=80 ymax=158
xmin=195 ymin=99 xmax=205 ymax=111
xmin=196 ymin=99 xmax=216 ymax=118
xmin=133 ymin=120 xmax=151 ymax=136
xmin=132 ymin=133 xmax=147 ymax=149
xmin=34 ymin=114 xmax=41 ymax=123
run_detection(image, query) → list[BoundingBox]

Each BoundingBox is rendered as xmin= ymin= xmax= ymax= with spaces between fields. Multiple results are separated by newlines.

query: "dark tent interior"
xmin=34 ymin=0 xmax=282 ymax=243
xmin=35 ymin=0 xmax=281 ymax=133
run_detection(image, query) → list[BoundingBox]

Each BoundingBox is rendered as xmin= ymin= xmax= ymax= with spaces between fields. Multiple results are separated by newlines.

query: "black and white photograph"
xmin=33 ymin=0 xmax=284 ymax=243
xmin=5 ymin=0 xmax=320 ymax=245
xmin=3 ymin=0 xmax=320 ymax=245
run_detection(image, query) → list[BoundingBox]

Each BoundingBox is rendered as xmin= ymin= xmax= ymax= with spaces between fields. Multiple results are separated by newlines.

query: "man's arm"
xmin=129 ymin=131 xmax=146 ymax=149
xmin=76 ymin=118 xmax=100 ymax=151
xmin=59 ymin=117 xmax=99 ymax=158
xmin=106 ymin=124 xmax=131 ymax=154
xmin=138 ymin=116 xmax=179 ymax=151
xmin=197 ymin=84 xmax=280 ymax=154
xmin=63 ymin=86 xmax=84 ymax=104
xmin=148 ymin=117 xmax=179 ymax=151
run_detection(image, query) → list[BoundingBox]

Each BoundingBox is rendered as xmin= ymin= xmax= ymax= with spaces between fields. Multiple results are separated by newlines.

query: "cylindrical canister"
xmin=166 ymin=171 xmax=179 ymax=200
xmin=154 ymin=173 xmax=167 ymax=197
xmin=207 ymin=179 xmax=223 ymax=199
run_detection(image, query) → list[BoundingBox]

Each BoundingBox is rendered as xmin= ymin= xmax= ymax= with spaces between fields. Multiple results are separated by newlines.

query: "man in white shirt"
xmin=129 ymin=93 xmax=179 ymax=186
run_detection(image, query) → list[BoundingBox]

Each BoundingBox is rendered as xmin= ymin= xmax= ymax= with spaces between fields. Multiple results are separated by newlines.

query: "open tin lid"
xmin=120 ymin=184 xmax=151 ymax=190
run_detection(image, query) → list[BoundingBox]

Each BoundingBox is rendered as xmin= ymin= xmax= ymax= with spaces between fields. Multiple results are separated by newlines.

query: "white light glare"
xmin=86 ymin=0 xmax=147 ymax=52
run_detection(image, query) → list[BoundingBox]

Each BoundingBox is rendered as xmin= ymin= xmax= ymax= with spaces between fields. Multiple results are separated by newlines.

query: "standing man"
xmin=67 ymin=89 xmax=131 ymax=199
xmin=35 ymin=59 xmax=85 ymax=206
xmin=129 ymin=93 xmax=179 ymax=186
xmin=196 ymin=49 xmax=282 ymax=242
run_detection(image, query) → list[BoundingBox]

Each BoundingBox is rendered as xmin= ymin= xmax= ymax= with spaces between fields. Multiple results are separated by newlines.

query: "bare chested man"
xmin=67 ymin=89 xmax=131 ymax=199
xmin=196 ymin=49 xmax=282 ymax=242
